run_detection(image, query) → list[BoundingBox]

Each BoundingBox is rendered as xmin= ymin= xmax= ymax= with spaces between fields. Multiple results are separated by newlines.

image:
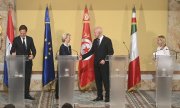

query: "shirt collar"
xmin=98 ymin=35 xmax=104 ymax=42
xmin=63 ymin=43 xmax=70 ymax=47
xmin=20 ymin=36 xmax=26 ymax=39
xmin=157 ymin=46 xmax=168 ymax=50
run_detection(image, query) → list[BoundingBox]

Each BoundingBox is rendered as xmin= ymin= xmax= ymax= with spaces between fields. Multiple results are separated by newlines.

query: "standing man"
xmin=80 ymin=26 xmax=114 ymax=102
xmin=10 ymin=25 xmax=36 ymax=100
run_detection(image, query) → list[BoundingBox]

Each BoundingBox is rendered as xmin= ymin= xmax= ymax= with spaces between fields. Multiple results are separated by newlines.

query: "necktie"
xmin=22 ymin=38 xmax=26 ymax=53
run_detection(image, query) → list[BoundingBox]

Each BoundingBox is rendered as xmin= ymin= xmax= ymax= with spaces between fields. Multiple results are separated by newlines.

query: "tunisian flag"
xmin=128 ymin=7 xmax=141 ymax=91
xmin=3 ymin=9 xmax=15 ymax=86
xmin=78 ymin=6 xmax=95 ymax=90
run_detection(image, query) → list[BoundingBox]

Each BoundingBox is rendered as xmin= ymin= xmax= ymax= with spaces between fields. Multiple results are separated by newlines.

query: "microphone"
xmin=153 ymin=48 xmax=179 ymax=60
xmin=72 ymin=49 xmax=79 ymax=56
xmin=165 ymin=48 xmax=180 ymax=60
xmin=55 ymin=49 xmax=79 ymax=60
xmin=55 ymin=50 xmax=59 ymax=60
xmin=123 ymin=41 xmax=130 ymax=58
xmin=153 ymin=49 xmax=163 ymax=60
xmin=71 ymin=49 xmax=79 ymax=60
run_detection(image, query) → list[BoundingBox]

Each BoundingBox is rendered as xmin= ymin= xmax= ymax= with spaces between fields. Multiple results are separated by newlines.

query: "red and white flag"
xmin=128 ymin=7 xmax=141 ymax=91
xmin=78 ymin=6 xmax=95 ymax=90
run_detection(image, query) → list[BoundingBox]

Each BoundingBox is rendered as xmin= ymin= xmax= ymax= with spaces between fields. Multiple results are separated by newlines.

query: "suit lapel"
xmin=26 ymin=37 xmax=29 ymax=49
xmin=17 ymin=36 xmax=23 ymax=45
xmin=98 ymin=36 xmax=105 ymax=48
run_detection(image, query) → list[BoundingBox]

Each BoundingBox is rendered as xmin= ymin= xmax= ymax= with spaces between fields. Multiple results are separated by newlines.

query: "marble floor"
xmin=0 ymin=90 xmax=180 ymax=108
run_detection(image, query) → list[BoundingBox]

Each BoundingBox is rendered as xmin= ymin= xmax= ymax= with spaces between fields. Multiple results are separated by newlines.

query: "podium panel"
xmin=58 ymin=55 xmax=78 ymax=107
xmin=106 ymin=55 xmax=128 ymax=108
xmin=6 ymin=55 xmax=25 ymax=108
xmin=155 ymin=55 xmax=175 ymax=108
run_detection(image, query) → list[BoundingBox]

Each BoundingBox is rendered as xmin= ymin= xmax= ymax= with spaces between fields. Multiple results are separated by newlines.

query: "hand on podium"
xmin=12 ymin=52 xmax=16 ymax=55
xmin=100 ymin=60 xmax=105 ymax=65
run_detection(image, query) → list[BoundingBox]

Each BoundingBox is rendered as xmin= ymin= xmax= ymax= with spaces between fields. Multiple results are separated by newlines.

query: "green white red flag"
xmin=128 ymin=7 xmax=141 ymax=91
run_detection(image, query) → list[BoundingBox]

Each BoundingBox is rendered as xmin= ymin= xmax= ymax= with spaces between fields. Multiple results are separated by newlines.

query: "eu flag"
xmin=42 ymin=7 xmax=55 ymax=86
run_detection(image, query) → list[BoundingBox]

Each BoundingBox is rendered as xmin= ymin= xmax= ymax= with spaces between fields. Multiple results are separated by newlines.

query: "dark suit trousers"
xmin=94 ymin=61 xmax=110 ymax=98
xmin=25 ymin=61 xmax=32 ymax=96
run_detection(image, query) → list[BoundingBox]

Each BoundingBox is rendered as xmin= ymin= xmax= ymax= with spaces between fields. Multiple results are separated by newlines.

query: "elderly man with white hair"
xmin=80 ymin=26 xmax=114 ymax=102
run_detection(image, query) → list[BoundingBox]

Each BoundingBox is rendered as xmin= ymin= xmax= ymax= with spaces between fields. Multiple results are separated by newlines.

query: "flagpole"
xmin=132 ymin=0 xmax=135 ymax=12
xmin=4 ymin=5 xmax=11 ymax=59
xmin=78 ymin=5 xmax=95 ymax=90
xmin=42 ymin=7 xmax=55 ymax=90
xmin=0 ymin=15 xmax=3 ymax=50
xmin=3 ymin=7 xmax=15 ymax=88
xmin=128 ymin=6 xmax=141 ymax=92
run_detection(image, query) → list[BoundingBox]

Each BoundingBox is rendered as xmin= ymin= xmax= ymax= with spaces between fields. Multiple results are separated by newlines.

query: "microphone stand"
xmin=166 ymin=49 xmax=180 ymax=60
xmin=154 ymin=49 xmax=162 ymax=60
xmin=123 ymin=41 xmax=130 ymax=59
xmin=72 ymin=49 xmax=79 ymax=60
xmin=154 ymin=48 xmax=179 ymax=60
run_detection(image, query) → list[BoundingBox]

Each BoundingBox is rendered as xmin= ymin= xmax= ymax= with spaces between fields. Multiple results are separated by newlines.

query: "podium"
xmin=6 ymin=55 xmax=25 ymax=108
xmin=155 ymin=55 xmax=175 ymax=108
xmin=57 ymin=55 xmax=78 ymax=107
xmin=106 ymin=55 xmax=128 ymax=108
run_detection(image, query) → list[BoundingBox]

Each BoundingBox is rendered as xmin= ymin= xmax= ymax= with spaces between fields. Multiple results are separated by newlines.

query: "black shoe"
xmin=104 ymin=98 xmax=109 ymax=102
xmin=25 ymin=95 xmax=35 ymax=100
xmin=92 ymin=97 xmax=103 ymax=101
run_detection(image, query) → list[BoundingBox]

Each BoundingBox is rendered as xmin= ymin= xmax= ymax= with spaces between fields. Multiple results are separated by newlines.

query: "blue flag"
xmin=3 ymin=61 xmax=8 ymax=86
xmin=42 ymin=7 xmax=55 ymax=86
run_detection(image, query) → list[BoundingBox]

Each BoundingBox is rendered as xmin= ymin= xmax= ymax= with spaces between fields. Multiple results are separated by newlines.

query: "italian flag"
xmin=128 ymin=7 xmax=141 ymax=91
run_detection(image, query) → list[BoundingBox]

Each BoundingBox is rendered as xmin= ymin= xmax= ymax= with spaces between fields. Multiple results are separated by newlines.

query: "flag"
xmin=78 ymin=6 xmax=95 ymax=90
xmin=3 ymin=9 xmax=15 ymax=87
xmin=42 ymin=7 xmax=55 ymax=86
xmin=128 ymin=7 xmax=141 ymax=91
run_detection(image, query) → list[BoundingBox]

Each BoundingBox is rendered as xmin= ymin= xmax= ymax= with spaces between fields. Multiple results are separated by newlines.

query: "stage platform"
xmin=0 ymin=90 xmax=180 ymax=108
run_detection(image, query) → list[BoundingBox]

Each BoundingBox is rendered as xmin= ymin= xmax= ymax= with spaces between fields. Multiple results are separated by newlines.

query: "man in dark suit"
xmin=10 ymin=25 xmax=36 ymax=100
xmin=80 ymin=27 xmax=114 ymax=102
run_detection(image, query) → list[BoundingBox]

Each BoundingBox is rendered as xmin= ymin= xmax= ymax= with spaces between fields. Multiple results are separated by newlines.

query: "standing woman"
xmin=55 ymin=33 xmax=72 ymax=99
xmin=154 ymin=35 xmax=170 ymax=56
